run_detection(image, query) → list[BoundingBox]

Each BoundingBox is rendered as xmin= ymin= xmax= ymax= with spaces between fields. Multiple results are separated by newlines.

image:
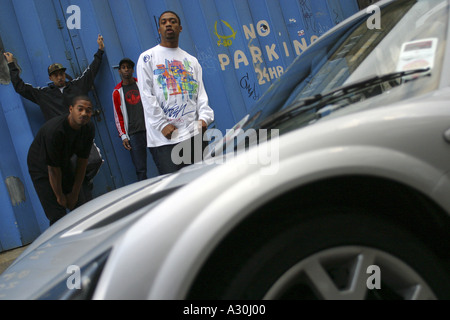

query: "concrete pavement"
xmin=0 ymin=246 xmax=28 ymax=275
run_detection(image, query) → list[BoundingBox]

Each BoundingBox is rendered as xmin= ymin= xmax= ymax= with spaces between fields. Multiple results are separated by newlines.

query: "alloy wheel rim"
xmin=263 ymin=246 xmax=436 ymax=300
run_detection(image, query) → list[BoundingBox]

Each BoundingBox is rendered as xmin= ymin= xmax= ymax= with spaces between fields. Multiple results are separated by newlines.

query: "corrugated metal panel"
xmin=0 ymin=0 xmax=360 ymax=250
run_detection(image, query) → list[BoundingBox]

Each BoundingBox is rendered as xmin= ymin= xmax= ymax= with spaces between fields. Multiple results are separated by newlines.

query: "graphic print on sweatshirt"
xmin=154 ymin=59 xmax=199 ymax=101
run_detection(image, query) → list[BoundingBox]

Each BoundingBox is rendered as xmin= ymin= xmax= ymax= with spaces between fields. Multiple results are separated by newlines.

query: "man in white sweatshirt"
xmin=136 ymin=10 xmax=214 ymax=175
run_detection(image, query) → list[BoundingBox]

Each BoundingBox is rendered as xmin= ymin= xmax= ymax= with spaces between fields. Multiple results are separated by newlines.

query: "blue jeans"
xmin=129 ymin=131 xmax=148 ymax=181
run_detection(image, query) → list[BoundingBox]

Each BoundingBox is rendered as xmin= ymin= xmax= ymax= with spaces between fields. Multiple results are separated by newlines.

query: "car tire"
xmin=215 ymin=207 xmax=450 ymax=300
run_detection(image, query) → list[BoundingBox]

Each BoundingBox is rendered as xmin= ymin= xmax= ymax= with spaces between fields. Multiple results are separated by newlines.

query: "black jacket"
xmin=8 ymin=49 xmax=104 ymax=121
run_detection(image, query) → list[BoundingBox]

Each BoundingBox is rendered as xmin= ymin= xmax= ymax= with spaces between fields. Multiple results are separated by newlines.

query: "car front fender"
xmin=93 ymin=138 xmax=450 ymax=299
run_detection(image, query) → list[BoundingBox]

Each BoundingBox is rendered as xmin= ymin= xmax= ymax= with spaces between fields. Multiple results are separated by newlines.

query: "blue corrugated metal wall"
xmin=0 ymin=0 xmax=360 ymax=251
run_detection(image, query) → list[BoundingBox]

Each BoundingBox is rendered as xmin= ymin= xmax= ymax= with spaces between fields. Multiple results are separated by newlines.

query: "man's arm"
xmin=3 ymin=52 xmax=41 ymax=104
xmin=48 ymin=165 xmax=67 ymax=209
xmin=112 ymin=89 xmax=129 ymax=141
xmin=112 ymin=89 xmax=133 ymax=150
xmin=71 ymin=35 xmax=105 ymax=92
xmin=65 ymin=157 xmax=88 ymax=210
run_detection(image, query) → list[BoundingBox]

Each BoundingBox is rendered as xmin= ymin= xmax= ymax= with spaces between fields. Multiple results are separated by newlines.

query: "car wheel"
xmin=214 ymin=208 xmax=450 ymax=300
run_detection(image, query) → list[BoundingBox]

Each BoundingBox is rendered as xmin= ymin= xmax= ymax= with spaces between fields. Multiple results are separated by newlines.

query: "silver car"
xmin=1 ymin=0 xmax=449 ymax=300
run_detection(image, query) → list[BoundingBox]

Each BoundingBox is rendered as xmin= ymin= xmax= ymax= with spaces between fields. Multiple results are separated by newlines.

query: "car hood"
xmin=0 ymin=161 xmax=219 ymax=300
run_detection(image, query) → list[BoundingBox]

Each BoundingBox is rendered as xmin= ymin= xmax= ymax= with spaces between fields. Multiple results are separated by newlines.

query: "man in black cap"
xmin=3 ymin=35 xmax=104 ymax=120
xmin=3 ymin=34 xmax=105 ymax=201
xmin=112 ymin=58 xmax=149 ymax=181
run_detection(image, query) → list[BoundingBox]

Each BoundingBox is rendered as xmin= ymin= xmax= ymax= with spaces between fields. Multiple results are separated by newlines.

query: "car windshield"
xmin=280 ymin=0 xmax=446 ymax=106
xmin=211 ymin=0 xmax=448 ymax=156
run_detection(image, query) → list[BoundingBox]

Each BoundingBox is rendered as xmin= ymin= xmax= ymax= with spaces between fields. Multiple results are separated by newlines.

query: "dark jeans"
xmin=30 ymin=177 xmax=90 ymax=226
xmin=149 ymin=134 xmax=208 ymax=175
xmin=129 ymin=131 xmax=148 ymax=181
xmin=70 ymin=142 xmax=103 ymax=199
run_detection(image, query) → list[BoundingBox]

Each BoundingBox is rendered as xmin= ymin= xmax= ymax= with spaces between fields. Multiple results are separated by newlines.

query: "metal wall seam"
xmin=0 ymin=1 xmax=49 ymax=239
xmin=128 ymin=0 xmax=159 ymax=54
xmin=0 ymin=166 xmax=21 ymax=251
xmin=106 ymin=0 xmax=163 ymax=184
xmin=108 ymin=0 xmax=140 ymax=73
xmin=11 ymin=0 xmax=52 ymax=87
xmin=0 ymin=87 xmax=45 ymax=248
xmin=337 ymin=0 xmax=361 ymax=21
xmin=213 ymin=0 xmax=258 ymax=121
xmin=232 ymin=0 xmax=268 ymax=111
xmin=182 ymin=0 xmax=243 ymax=128
xmin=77 ymin=0 xmax=133 ymax=188
xmin=195 ymin=0 xmax=240 ymax=128
xmin=247 ymin=0 xmax=289 ymax=95
xmin=6 ymin=1 xmax=46 ymax=134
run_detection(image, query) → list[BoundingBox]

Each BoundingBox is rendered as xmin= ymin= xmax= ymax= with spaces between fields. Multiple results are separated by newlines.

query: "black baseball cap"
xmin=119 ymin=58 xmax=135 ymax=68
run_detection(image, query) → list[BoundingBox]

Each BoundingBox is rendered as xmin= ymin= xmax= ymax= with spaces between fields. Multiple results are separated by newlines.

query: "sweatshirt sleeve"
xmin=112 ymin=89 xmax=128 ymax=140
xmin=71 ymin=49 xmax=104 ymax=92
xmin=136 ymin=52 xmax=170 ymax=133
xmin=8 ymin=62 xmax=41 ymax=104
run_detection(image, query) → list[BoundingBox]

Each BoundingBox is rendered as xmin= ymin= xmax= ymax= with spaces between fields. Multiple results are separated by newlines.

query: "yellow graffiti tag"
xmin=214 ymin=20 xmax=237 ymax=47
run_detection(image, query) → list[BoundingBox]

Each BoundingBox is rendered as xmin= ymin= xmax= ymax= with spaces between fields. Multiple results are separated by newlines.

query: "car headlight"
xmin=36 ymin=250 xmax=110 ymax=300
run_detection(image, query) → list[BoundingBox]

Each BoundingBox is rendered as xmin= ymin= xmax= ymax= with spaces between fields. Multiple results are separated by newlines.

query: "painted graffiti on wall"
xmin=214 ymin=20 xmax=237 ymax=47
xmin=215 ymin=19 xmax=319 ymax=88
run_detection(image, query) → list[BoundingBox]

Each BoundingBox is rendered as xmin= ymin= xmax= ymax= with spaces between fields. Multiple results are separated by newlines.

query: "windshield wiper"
xmin=259 ymin=67 xmax=430 ymax=129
